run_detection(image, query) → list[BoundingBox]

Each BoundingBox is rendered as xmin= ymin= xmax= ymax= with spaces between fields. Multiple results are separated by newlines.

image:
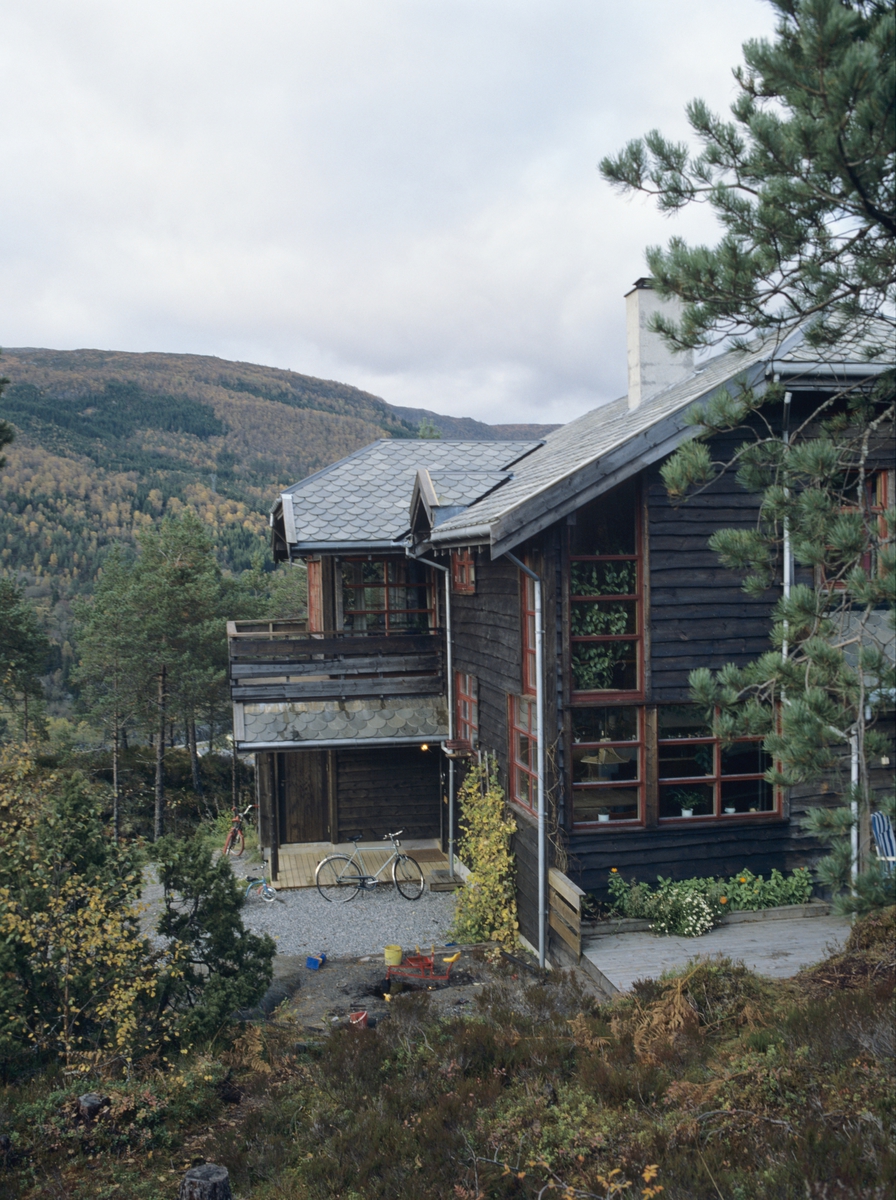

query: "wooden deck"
xmin=273 ymin=839 xmax=449 ymax=889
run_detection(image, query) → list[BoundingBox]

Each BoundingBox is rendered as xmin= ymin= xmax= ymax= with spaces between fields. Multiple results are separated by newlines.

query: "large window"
xmin=571 ymin=706 xmax=642 ymax=825
xmin=455 ymin=672 xmax=478 ymax=747
xmin=341 ymin=558 xmax=433 ymax=632
xmin=657 ymin=705 xmax=775 ymax=820
xmin=569 ymin=478 xmax=642 ymax=698
xmin=509 ymin=694 xmax=538 ymax=813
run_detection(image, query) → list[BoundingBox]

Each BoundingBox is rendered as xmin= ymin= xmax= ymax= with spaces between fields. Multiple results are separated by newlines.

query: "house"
xmin=230 ymin=279 xmax=893 ymax=959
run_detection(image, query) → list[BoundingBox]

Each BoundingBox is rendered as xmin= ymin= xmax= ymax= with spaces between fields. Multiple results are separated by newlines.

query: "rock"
xmin=178 ymin=1164 xmax=233 ymax=1200
xmin=77 ymin=1093 xmax=109 ymax=1122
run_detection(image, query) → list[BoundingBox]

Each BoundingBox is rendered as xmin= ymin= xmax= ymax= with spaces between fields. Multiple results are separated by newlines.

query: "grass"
xmin=0 ymin=910 xmax=893 ymax=1199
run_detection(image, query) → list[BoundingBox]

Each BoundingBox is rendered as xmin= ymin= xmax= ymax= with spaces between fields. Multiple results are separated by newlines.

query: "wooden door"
xmin=277 ymin=751 xmax=329 ymax=844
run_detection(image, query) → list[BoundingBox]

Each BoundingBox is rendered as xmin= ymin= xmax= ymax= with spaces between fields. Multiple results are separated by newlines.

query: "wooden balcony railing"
xmin=227 ymin=621 xmax=444 ymax=704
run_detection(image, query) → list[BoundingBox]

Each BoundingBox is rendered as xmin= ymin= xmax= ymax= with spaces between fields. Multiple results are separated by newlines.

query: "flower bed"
xmin=603 ymin=867 xmax=814 ymax=937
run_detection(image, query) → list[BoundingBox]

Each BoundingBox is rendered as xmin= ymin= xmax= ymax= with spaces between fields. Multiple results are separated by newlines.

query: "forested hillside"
xmin=0 ymin=348 xmax=555 ymax=711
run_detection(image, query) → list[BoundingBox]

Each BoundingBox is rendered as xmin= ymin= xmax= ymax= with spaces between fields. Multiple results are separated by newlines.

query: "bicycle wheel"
xmin=316 ymin=855 xmax=362 ymax=903
xmin=261 ymin=883 xmax=276 ymax=902
xmin=223 ymin=828 xmax=244 ymax=857
xmin=393 ymin=855 xmax=424 ymax=900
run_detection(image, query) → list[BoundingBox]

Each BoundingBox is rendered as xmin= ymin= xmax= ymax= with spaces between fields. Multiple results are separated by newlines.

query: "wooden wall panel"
xmin=568 ymin=821 xmax=796 ymax=898
xmin=647 ymin=434 xmax=779 ymax=703
xmin=336 ymin=746 xmax=440 ymax=841
xmin=511 ymin=816 xmax=541 ymax=947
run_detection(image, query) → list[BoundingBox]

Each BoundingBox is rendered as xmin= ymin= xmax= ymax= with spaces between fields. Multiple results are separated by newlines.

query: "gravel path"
xmin=238 ymin=880 xmax=457 ymax=959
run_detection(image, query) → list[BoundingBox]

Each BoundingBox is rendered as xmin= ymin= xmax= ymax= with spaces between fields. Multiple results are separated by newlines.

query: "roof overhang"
xmin=430 ymin=359 xmax=772 ymax=559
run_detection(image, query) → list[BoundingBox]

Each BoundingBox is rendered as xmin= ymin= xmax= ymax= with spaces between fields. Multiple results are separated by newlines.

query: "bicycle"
xmin=222 ymin=802 xmax=255 ymax=858
xmin=243 ymin=873 xmax=277 ymax=903
xmin=315 ymin=831 xmax=425 ymax=902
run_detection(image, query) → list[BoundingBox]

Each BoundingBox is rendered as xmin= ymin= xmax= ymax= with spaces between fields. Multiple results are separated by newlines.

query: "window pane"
xmin=658 ymin=705 xmax=713 ymax=738
xmin=518 ymin=771 xmax=530 ymax=805
xmin=573 ymin=745 xmax=638 ymax=784
xmin=573 ymin=788 xmax=639 ymax=823
xmin=344 ymin=610 xmax=386 ymax=632
xmin=389 ymin=610 xmax=429 ymax=631
xmin=570 ymin=561 xmax=637 ymax=596
xmin=660 ymin=783 xmax=714 ymax=818
xmin=572 ymin=707 xmax=638 ymax=743
xmin=720 ymin=778 xmax=774 ymax=813
xmin=571 ymin=600 xmax=637 ymax=636
xmin=658 ymin=741 xmax=714 ymax=779
xmin=569 ymin=479 xmax=637 ymax=556
xmin=721 ymin=742 xmax=770 ymax=776
xmin=572 ymin=642 xmax=637 ymax=691
xmin=517 ymin=733 xmax=532 ymax=768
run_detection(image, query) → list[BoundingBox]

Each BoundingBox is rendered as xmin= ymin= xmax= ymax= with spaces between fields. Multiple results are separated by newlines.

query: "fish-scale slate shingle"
xmin=240 ymin=697 xmax=449 ymax=744
xmin=279 ymin=439 xmax=540 ymax=550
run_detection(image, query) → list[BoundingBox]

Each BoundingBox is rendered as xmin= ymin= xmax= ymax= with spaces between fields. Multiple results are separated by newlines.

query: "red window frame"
xmin=455 ymin=671 xmax=478 ymax=746
xmin=657 ymin=706 xmax=779 ymax=822
xmin=509 ymin=694 xmax=538 ymax=814
xmin=821 ymin=469 xmax=891 ymax=589
xmin=521 ymin=569 xmax=538 ymax=696
xmin=568 ymin=483 xmax=643 ymax=702
xmin=451 ymin=550 xmax=476 ymax=594
xmin=340 ymin=557 xmax=434 ymax=633
xmin=570 ymin=706 xmax=644 ymax=828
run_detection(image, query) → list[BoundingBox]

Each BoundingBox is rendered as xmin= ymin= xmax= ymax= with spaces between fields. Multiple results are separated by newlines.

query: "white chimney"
xmin=625 ymin=278 xmax=693 ymax=409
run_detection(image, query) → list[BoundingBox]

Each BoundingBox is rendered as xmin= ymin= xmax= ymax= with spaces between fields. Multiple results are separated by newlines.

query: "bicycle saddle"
xmin=346 ymin=834 xmax=364 ymax=843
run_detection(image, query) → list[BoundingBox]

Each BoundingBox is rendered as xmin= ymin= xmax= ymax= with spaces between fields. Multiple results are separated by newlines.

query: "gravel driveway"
xmin=238 ymin=879 xmax=457 ymax=959
xmin=141 ymin=857 xmax=458 ymax=960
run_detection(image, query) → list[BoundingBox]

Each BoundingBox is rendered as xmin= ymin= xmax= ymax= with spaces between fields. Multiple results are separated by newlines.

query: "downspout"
xmin=408 ymin=552 xmax=456 ymax=873
xmin=781 ymin=390 xmax=793 ymax=658
xmin=505 ymin=552 xmax=546 ymax=970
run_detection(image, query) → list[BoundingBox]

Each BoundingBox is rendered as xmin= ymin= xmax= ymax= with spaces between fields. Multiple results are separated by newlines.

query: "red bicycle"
xmin=222 ymin=802 xmax=255 ymax=858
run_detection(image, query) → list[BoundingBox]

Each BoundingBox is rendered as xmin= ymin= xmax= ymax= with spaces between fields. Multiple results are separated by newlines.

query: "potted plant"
xmin=597 ymin=807 xmax=610 ymax=823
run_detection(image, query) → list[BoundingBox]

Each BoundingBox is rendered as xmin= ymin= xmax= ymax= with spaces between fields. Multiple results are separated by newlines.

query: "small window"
xmin=509 ymin=694 xmax=538 ymax=813
xmin=455 ymin=672 xmax=478 ymax=746
xmin=451 ymin=550 xmax=476 ymax=594
xmin=521 ymin=569 xmax=537 ymax=695
xmin=571 ymin=706 xmax=643 ymax=826
xmin=657 ymin=705 xmax=776 ymax=820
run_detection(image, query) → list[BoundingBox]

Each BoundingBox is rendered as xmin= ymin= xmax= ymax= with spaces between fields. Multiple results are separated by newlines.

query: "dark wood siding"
xmin=511 ymin=816 xmax=541 ymax=947
xmin=568 ymin=821 xmax=801 ymax=899
xmin=335 ymin=746 xmax=441 ymax=841
xmin=452 ymin=553 xmax=522 ymax=767
xmin=646 ymin=437 xmax=779 ymax=703
xmin=278 ymin=751 xmax=329 ymax=843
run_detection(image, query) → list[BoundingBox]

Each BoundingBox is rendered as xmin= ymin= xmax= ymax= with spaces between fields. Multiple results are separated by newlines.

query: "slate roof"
xmin=428 ymin=327 xmax=890 ymax=556
xmin=280 ymin=439 xmax=540 ymax=550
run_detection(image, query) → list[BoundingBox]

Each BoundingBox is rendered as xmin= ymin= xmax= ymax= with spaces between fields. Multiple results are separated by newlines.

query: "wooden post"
xmin=178 ymin=1165 xmax=233 ymax=1200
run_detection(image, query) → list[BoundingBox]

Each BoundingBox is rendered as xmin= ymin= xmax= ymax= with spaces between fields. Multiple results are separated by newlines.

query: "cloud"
xmin=0 ymin=0 xmax=777 ymax=424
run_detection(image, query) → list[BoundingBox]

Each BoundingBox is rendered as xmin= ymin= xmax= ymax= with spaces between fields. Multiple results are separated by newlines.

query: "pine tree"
xmin=602 ymin=0 xmax=895 ymax=911
xmin=0 ymin=579 xmax=50 ymax=742
xmin=73 ymin=547 xmax=143 ymax=839
xmin=133 ymin=510 xmax=228 ymax=839
xmin=600 ymin=0 xmax=895 ymax=353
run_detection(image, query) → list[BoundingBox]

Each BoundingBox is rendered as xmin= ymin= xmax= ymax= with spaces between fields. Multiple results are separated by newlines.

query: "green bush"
xmin=606 ymin=866 xmax=814 ymax=936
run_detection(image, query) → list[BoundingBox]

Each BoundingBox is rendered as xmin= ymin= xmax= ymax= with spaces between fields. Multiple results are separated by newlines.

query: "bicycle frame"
xmin=344 ymin=839 xmax=403 ymax=888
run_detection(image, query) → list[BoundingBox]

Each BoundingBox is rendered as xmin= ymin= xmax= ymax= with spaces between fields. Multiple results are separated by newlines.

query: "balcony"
xmin=228 ymin=621 xmax=448 ymax=749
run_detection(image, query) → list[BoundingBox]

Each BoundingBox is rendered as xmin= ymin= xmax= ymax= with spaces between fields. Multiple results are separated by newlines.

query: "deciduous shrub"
xmin=451 ymin=757 xmax=519 ymax=947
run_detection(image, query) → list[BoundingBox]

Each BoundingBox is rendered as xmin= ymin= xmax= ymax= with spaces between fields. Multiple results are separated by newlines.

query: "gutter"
xmin=235 ymin=736 xmax=446 ymax=752
xmin=504 ymin=552 xmax=547 ymax=970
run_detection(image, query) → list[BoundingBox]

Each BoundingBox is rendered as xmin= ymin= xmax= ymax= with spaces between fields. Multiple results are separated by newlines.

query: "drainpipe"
xmin=505 ymin=552 xmax=546 ymax=970
xmin=409 ymin=553 xmax=456 ymax=873
xmin=781 ymin=390 xmax=793 ymax=659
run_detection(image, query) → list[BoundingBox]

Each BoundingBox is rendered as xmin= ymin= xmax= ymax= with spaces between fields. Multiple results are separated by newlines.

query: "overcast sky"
xmin=1 ymin=0 xmax=777 ymax=425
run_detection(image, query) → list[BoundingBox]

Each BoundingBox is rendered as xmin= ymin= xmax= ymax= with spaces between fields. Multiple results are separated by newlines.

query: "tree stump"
xmin=77 ymin=1093 xmax=109 ymax=1122
xmin=178 ymin=1164 xmax=233 ymax=1200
